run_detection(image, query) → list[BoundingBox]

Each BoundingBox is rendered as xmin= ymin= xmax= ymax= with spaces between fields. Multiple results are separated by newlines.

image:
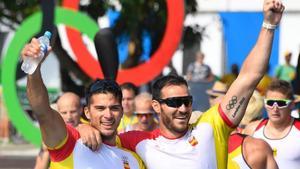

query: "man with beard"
xmin=22 ymin=40 xmax=145 ymax=168
xmin=79 ymin=0 xmax=284 ymax=168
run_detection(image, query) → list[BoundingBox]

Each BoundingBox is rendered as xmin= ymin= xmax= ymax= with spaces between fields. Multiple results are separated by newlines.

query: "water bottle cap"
xmin=44 ymin=31 xmax=52 ymax=39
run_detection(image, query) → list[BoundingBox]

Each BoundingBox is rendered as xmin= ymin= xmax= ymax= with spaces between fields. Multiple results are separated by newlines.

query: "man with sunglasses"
xmin=21 ymin=41 xmax=145 ymax=168
xmin=129 ymin=92 xmax=158 ymax=131
xmin=79 ymin=0 xmax=285 ymax=168
xmin=245 ymin=79 xmax=300 ymax=168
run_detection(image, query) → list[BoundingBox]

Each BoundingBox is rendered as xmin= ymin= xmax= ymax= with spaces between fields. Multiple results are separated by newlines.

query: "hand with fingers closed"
xmin=263 ymin=0 xmax=285 ymax=29
xmin=77 ymin=123 xmax=102 ymax=151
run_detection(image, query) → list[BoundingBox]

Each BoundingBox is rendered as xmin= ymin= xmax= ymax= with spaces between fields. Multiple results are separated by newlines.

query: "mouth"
xmin=101 ymin=121 xmax=115 ymax=129
xmin=66 ymin=121 xmax=75 ymax=126
xmin=173 ymin=114 xmax=189 ymax=122
xmin=271 ymin=114 xmax=281 ymax=118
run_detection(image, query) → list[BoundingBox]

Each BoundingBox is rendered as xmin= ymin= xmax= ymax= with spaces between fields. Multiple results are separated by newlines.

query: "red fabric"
xmin=48 ymin=125 xmax=80 ymax=162
xmin=293 ymin=118 xmax=300 ymax=130
xmin=255 ymin=119 xmax=268 ymax=131
xmin=228 ymin=133 xmax=246 ymax=153
xmin=119 ymin=129 xmax=160 ymax=152
xmin=218 ymin=104 xmax=236 ymax=128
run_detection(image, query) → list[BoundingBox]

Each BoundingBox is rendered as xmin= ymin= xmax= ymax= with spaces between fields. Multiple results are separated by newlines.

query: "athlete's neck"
xmin=159 ymin=124 xmax=187 ymax=139
xmin=267 ymin=117 xmax=293 ymax=138
xmin=102 ymin=135 xmax=116 ymax=146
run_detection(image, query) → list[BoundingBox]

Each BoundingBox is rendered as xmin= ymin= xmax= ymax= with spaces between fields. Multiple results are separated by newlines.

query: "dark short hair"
xmin=266 ymin=79 xmax=294 ymax=100
xmin=85 ymin=79 xmax=122 ymax=105
xmin=152 ymin=75 xmax=188 ymax=100
xmin=120 ymin=82 xmax=139 ymax=96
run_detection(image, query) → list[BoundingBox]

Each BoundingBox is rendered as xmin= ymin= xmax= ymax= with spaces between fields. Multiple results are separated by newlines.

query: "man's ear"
xmin=84 ymin=106 xmax=91 ymax=120
xmin=152 ymin=100 xmax=161 ymax=115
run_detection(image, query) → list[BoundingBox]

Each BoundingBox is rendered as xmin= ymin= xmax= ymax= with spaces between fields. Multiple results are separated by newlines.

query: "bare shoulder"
xmin=244 ymin=136 xmax=271 ymax=153
xmin=243 ymin=136 xmax=276 ymax=169
xmin=243 ymin=120 xmax=262 ymax=135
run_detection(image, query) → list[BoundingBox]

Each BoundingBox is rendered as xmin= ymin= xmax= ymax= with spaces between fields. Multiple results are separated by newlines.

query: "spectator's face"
xmin=57 ymin=95 xmax=81 ymax=127
xmin=135 ymin=101 xmax=155 ymax=131
xmin=265 ymin=90 xmax=292 ymax=124
xmin=85 ymin=93 xmax=123 ymax=141
xmin=195 ymin=53 xmax=204 ymax=63
xmin=154 ymin=85 xmax=192 ymax=136
xmin=58 ymin=102 xmax=81 ymax=127
xmin=122 ymin=89 xmax=135 ymax=116
xmin=285 ymin=54 xmax=291 ymax=63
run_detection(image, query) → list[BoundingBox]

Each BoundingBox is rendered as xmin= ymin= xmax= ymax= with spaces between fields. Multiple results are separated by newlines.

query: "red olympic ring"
xmin=62 ymin=0 xmax=184 ymax=86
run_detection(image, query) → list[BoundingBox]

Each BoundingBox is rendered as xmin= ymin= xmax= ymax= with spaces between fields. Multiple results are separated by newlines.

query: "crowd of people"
xmin=3 ymin=0 xmax=300 ymax=168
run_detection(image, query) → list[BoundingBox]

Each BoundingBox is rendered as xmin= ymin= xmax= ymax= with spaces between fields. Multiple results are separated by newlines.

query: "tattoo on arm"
xmin=226 ymin=96 xmax=238 ymax=110
xmin=231 ymin=97 xmax=246 ymax=118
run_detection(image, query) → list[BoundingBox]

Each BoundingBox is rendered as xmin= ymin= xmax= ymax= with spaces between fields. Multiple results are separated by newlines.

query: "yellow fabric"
xmin=50 ymin=153 xmax=74 ymax=169
xmin=228 ymin=146 xmax=242 ymax=169
xmin=80 ymin=117 xmax=89 ymax=124
xmin=221 ymin=74 xmax=237 ymax=87
xmin=117 ymin=115 xmax=138 ymax=132
xmin=116 ymin=136 xmax=145 ymax=169
xmin=193 ymin=104 xmax=234 ymax=169
xmin=257 ymin=75 xmax=272 ymax=96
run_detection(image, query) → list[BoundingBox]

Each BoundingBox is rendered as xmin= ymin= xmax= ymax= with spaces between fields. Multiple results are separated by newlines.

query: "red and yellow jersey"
xmin=48 ymin=125 xmax=145 ymax=169
xmin=228 ymin=133 xmax=251 ymax=169
xmin=118 ymin=104 xmax=234 ymax=169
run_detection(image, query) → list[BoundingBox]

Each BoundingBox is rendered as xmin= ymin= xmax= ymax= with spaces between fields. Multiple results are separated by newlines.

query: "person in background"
xmin=118 ymin=82 xmax=139 ymax=133
xmin=275 ymin=51 xmax=296 ymax=83
xmin=221 ymin=64 xmax=239 ymax=87
xmin=186 ymin=51 xmax=214 ymax=83
xmin=0 ymin=85 xmax=10 ymax=145
xmin=189 ymin=81 xmax=228 ymax=124
xmin=130 ymin=92 xmax=158 ymax=131
xmin=257 ymin=64 xmax=273 ymax=96
xmin=246 ymin=79 xmax=300 ymax=169
xmin=34 ymin=92 xmax=82 ymax=169
xmin=201 ymin=81 xmax=277 ymax=169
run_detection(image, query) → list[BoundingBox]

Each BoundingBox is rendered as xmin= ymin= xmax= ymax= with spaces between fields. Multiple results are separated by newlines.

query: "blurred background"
xmin=0 ymin=0 xmax=300 ymax=168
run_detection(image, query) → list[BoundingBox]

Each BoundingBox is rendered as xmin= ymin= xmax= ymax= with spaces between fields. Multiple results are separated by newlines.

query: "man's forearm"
xmin=27 ymin=67 xmax=51 ymax=116
xmin=239 ymin=28 xmax=274 ymax=84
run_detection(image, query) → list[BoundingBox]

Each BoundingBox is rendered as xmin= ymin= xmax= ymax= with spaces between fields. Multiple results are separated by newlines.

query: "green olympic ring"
xmin=1 ymin=7 xmax=99 ymax=146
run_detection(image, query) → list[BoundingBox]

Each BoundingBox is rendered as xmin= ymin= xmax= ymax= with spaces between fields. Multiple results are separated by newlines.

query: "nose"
xmin=66 ymin=112 xmax=72 ymax=119
xmin=178 ymin=103 xmax=189 ymax=112
xmin=103 ymin=108 xmax=113 ymax=118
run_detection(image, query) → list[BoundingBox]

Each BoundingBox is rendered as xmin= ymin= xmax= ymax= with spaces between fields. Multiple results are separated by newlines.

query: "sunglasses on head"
xmin=264 ymin=99 xmax=292 ymax=109
xmin=157 ymin=96 xmax=193 ymax=108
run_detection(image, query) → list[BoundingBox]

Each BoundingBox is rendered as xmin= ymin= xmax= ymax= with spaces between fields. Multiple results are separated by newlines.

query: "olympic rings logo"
xmin=226 ymin=96 xmax=238 ymax=110
xmin=1 ymin=1 xmax=184 ymax=146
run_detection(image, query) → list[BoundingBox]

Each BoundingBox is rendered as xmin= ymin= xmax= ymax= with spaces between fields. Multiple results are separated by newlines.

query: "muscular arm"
xmin=220 ymin=0 xmax=284 ymax=126
xmin=24 ymin=39 xmax=67 ymax=148
xmin=244 ymin=137 xmax=278 ymax=169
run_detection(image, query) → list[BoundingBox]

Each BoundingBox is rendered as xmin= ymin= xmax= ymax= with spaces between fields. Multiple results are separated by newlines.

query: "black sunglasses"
xmin=157 ymin=96 xmax=193 ymax=108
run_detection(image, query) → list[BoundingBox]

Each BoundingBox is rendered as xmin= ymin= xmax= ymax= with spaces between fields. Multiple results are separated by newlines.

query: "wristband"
xmin=262 ymin=22 xmax=277 ymax=30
